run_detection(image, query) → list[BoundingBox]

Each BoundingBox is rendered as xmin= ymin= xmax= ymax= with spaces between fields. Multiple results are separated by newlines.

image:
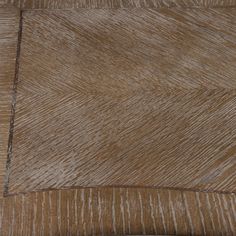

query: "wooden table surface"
xmin=0 ymin=1 xmax=236 ymax=235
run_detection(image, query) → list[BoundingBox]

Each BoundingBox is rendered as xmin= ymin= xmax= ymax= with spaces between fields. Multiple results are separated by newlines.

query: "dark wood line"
xmin=4 ymin=10 xmax=23 ymax=196
xmin=5 ymin=185 xmax=236 ymax=198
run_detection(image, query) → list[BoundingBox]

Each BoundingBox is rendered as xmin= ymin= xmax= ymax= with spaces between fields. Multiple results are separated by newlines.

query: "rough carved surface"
xmin=6 ymin=8 xmax=236 ymax=194
xmin=1 ymin=188 xmax=236 ymax=235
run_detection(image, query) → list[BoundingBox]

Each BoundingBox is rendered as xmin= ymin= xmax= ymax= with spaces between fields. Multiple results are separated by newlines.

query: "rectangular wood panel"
xmin=1 ymin=188 xmax=236 ymax=235
xmin=6 ymin=8 xmax=236 ymax=195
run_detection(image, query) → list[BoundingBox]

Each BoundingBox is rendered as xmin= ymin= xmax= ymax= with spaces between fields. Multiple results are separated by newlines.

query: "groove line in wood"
xmin=4 ymin=9 xmax=23 ymax=196
xmin=0 ymin=8 xmax=20 ymax=199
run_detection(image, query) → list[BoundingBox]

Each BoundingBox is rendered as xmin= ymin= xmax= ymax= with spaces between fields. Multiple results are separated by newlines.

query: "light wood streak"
xmin=1 ymin=188 xmax=236 ymax=235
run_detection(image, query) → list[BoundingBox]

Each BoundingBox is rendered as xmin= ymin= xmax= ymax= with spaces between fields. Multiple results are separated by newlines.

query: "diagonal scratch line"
xmin=4 ymin=10 xmax=24 ymax=196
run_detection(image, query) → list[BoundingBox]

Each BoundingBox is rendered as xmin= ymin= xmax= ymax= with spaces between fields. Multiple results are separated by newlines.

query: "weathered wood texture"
xmin=0 ymin=8 xmax=19 ymax=198
xmin=1 ymin=188 xmax=236 ymax=235
xmin=6 ymin=8 xmax=236 ymax=194
xmin=1 ymin=5 xmax=236 ymax=235
xmin=2 ymin=0 xmax=236 ymax=9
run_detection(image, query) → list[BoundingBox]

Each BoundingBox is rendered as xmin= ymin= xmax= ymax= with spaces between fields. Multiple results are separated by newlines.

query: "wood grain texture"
xmin=6 ymin=8 xmax=236 ymax=194
xmin=0 ymin=6 xmax=236 ymax=236
xmin=0 ymin=8 xmax=20 ymax=198
xmin=2 ymin=0 xmax=236 ymax=9
xmin=1 ymin=188 xmax=236 ymax=235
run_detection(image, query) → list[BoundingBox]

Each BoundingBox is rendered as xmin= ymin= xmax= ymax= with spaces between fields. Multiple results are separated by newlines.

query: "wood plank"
xmin=3 ymin=0 xmax=236 ymax=9
xmin=5 ymin=8 xmax=236 ymax=194
xmin=0 ymin=8 xmax=20 ymax=198
xmin=1 ymin=188 xmax=235 ymax=235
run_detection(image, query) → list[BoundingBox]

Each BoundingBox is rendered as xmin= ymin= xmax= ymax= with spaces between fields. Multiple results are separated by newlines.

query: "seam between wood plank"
xmin=4 ymin=10 xmax=23 ymax=197
xmin=4 ymin=185 xmax=236 ymax=197
xmin=14 ymin=5 xmax=236 ymax=10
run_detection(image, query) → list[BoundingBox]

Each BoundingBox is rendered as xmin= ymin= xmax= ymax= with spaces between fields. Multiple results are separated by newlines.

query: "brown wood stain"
xmin=0 ymin=1 xmax=236 ymax=235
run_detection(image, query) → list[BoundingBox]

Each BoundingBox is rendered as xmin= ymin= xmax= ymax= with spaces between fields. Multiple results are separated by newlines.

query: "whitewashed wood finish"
xmin=0 ymin=8 xmax=20 ymax=199
xmin=0 ymin=5 xmax=236 ymax=236
xmin=6 ymin=8 xmax=236 ymax=194
xmin=1 ymin=188 xmax=236 ymax=235
xmin=2 ymin=0 xmax=236 ymax=9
